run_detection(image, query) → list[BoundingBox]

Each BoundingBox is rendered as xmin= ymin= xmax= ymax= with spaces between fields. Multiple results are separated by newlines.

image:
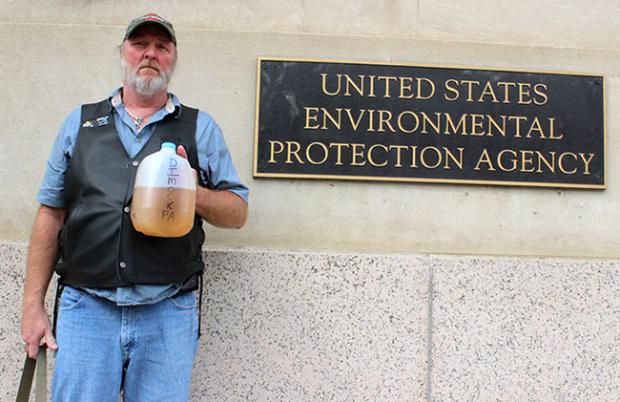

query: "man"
xmin=20 ymin=13 xmax=248 ymax=401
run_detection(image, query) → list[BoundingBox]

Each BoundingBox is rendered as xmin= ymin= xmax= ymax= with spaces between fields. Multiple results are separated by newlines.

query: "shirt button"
xmin=119 ymin=261 xmax=127 ymax=269
xmin=132 ymin=161 xmax=139 ymax=167
xmin=123 ymin=206 xmax=131 ymax=213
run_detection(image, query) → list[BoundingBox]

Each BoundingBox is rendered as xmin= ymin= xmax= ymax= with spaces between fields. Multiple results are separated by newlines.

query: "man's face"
xmin=120 ymin=25 xmax=177 ymax=96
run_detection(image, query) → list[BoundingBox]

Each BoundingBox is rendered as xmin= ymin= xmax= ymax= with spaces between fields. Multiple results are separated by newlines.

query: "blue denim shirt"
xmin=37 ymin=89 xmax=249 ymax=305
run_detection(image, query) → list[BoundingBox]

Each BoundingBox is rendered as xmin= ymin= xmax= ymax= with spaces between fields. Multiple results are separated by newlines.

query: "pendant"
xmin=133 ymin=116 xmax=143 ymax=129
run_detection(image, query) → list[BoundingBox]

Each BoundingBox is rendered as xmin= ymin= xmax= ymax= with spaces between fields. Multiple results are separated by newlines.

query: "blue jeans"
xmin=52 ymin=286 xmax=199 ymax=402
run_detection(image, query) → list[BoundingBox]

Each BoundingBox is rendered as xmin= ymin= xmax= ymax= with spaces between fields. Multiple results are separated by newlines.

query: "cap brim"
xmin=125 ymin=21 xmax=176 ymax=44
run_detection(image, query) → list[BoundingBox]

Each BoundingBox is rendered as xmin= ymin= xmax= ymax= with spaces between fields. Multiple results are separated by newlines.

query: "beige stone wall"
xmin=2 ymin=1 xmax=620 ymax=50
xmin=1 ymin=1 xmax=619 ymax=258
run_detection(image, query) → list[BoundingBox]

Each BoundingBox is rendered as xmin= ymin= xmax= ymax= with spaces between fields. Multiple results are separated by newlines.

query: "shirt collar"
xmin=110 ymin=88 xmax=180 ymax=115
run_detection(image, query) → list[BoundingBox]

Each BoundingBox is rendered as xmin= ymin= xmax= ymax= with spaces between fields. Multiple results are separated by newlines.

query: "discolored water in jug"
xmin=130 ymin=142 xmax=196 ymax=237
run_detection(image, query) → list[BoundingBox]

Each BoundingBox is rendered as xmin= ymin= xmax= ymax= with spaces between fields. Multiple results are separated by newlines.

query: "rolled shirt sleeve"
xmin=36 ymin=107 xmax=82 ymax=208
xmin=195 ymin=111 xmax=249 ymax=203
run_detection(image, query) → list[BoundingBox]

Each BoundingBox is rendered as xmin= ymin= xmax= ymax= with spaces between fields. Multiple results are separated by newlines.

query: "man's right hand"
xmin=21 ymin=304 xmax=57 ymax=359
xmin=21 ymin=205 xmax=65 ymax=359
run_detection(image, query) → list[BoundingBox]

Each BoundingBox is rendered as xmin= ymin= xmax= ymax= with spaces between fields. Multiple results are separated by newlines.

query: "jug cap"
xmin=161 ymin=142 xmax=176 ymax=150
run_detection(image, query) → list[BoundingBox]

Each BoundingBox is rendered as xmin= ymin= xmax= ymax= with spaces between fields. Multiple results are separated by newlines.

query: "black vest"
xmin=55 ymin=99 xmax=206 ymax=288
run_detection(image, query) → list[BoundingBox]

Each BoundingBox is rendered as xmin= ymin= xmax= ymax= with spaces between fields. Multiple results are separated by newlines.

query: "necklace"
xmin=126 ymin=109 xmax=156 ymax=130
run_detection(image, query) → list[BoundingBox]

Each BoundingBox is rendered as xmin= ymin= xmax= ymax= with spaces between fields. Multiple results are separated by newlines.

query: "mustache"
xmin=138 ymin=61 xmax=161 ymax=72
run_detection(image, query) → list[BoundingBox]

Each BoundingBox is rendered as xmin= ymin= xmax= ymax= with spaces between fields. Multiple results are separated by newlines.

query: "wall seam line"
xmin=426 ymin=261 xmax=434 ymax=402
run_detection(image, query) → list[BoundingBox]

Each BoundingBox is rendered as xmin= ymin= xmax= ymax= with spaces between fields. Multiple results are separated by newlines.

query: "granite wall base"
xmin=1 ymin=241 xmax=618 ymax=401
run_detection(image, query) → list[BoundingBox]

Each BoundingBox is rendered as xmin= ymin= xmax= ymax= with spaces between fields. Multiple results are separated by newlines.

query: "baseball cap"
xmin=124 ymin=13 xmax=176 ymax=45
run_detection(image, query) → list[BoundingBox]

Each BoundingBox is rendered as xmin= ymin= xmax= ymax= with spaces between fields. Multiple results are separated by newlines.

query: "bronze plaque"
xmin=254 ymin=58 xmax=605 ymax=189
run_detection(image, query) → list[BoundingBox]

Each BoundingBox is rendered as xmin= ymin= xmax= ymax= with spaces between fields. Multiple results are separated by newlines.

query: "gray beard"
xmin=120 ymin=57 xmax=173 ymax=97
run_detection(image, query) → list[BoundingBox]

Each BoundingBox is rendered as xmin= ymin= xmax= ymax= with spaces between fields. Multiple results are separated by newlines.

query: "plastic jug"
xmin=131 ymin=142 xmax=196 ymax=237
